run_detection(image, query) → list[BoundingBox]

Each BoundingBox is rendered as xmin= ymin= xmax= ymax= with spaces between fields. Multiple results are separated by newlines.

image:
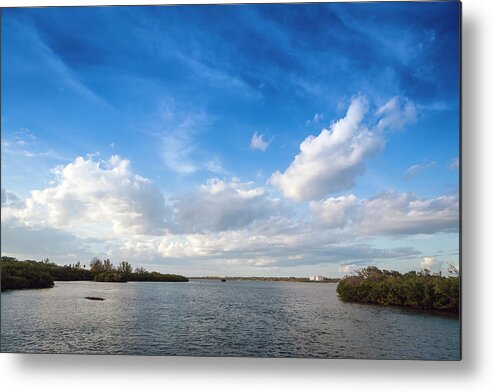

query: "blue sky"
xmin=1 ymin=2 xmax=460 ymax=276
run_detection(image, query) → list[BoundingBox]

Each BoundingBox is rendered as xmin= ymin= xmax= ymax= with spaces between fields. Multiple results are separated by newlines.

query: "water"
xmin=1 ymin=280 xmax=460 ymax=359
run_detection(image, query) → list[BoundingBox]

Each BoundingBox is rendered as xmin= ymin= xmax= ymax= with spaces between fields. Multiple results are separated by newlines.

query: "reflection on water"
xmin=0 ymin=280 xmax=460 ymax=359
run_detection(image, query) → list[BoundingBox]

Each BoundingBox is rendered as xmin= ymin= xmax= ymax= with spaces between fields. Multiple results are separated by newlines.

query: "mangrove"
xmin=336 ymin=266 xmax=459 ymax=313
xmin=1 ymin=256 xmax=188 ymax=291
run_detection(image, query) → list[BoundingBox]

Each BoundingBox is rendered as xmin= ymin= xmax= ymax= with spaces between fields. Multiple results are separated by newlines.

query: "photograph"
xmin=1 ymin=1 xmax=461 ymax=360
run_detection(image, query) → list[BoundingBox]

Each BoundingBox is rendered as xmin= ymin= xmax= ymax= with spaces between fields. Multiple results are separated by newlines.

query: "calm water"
xmin=0 ymin=280 xmax=460 ymax=359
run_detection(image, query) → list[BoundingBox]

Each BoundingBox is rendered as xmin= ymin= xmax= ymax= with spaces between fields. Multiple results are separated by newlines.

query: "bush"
xmin=1 ymin=260 xmax=54 ymax=291
xmin=1 ymin=257 xmax=188 ymax=291
xmin=94 ymin=272 xmax=128 ymax=282
xmin=337 ymin=266 xmax=459 ymax=313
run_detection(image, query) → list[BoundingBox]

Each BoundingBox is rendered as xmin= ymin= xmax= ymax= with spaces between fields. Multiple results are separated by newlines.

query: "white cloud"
xmin=250 ymin=132 xmax=272 ymax=152
xmin=114 ymin=229 xmax=419 ymax=269
xmin=310 ymin=192 xmax=458 ymax=235
xmin=173 ymin=178 xmax=283 ymax=232
xmin=309 ymin=194 xmax=358 ymax=229
xmin=421 ymin=256 xmax=442 ymax=272
xmin=376 ymin=96 xmax=417 ymax=130
xmin=404 ymin=161 xmax=436 ymax=180
xmin=338 ymin=264 xmax=358 ymax=274
xmin=3 ymin=155 xmax=170 ymax=236
xmin=271 ymin=96 xmax=384 ymax=201
xmin=1 ymin=188 xmax=20 ymax=205
xmin=2 ymin=154 xmax=430 ymax=271
xmin=270 ymin=96 xmax=418 ymax=202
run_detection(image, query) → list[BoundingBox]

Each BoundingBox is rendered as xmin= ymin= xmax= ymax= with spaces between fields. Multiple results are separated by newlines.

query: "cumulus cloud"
xmin=309 ymin=194 xmax=358 ymax=229
xmin=115 ymin=229 xmax=419 ymax=268
xmin=173 ymin=178 xmax=283 ymax=232
xmin=1 ymin=188 xmax=20 ymax=205
xmin=270 ymin=96 xmax=384 ymax=201
xmin=3 ymin=156 xmax=170 ymax=235
xmin=250 ymin=132 xmax=272 ymax=151
xmin=376 ymin=96 xmax=417 ymax=130
xmin=2 ymin=151 xmax=430 ymax=271
xmin=404 ymin=161 xmax=436 ymax=180
xmin=421 ymin=256 xmax=442 ymax=272
xmin=338 ymin=264 xmax=358 ymax=274
xmin=310 ymin=192 xmax=458 ymax=235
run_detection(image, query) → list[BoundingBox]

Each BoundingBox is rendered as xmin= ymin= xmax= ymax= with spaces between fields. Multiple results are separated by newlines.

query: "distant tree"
xmin=1 ymin=257 xmax=187 ymax=290
xmin=134 ymin=267 xmax=147 ymax=274
xmin=448 ymin=264 xmax=459 ymax=276
xmin=419 ymin=269 xmax=431 ymax=277
xmin=102 ymin=259 xmax=114 ymax=272
xmin=117 ymin=261 xmax=133 ymax=275
xmin=90 ymin=258 xmax=104 ymax=274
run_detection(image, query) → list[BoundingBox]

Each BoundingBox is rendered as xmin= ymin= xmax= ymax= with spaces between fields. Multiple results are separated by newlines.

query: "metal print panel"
xmin=0 ymin=1 xmax=461 ymax=359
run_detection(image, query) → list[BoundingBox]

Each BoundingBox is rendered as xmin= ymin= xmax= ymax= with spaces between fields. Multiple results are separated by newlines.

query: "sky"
xmin=0 ymin=2 xmax=460 ymax=277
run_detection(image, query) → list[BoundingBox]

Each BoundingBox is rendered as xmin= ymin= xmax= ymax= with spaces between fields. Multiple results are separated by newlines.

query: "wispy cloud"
xmin=162 ymin=131 xmax=198 ymax=174
xmin=1 ymin=129 xmax=63 ymax=161
xmin=404 ymin=161 xmax=436 ymax=180
xmin=376 ymin=96 xmax=417 ymax=131
xmin=18 ymin=18 xmax=112 ymax=109
xmin=204 ymin=157 xmax=230 ymax=175
xmin=449 ymin=157 xmax=459 ymax=170
xmin=305 ymin=112 xmax=324 ymax=126
xmin=159 ymin=103 xmax=210 ymax=174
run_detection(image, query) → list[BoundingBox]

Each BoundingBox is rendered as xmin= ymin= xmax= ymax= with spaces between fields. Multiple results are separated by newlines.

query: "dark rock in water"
xmin=84 ymin=296 xmax=105 ymax=301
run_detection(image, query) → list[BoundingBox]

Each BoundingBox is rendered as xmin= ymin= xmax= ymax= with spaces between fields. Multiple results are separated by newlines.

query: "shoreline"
xmin=189 ymin=277 xmax=340 ymax=283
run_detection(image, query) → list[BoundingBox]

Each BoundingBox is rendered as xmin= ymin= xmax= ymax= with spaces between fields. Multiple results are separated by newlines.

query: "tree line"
xmin=1 ymin=256 xmax=188 ymax=291
xmin=336 ymin=266 xmax=459 ymax=313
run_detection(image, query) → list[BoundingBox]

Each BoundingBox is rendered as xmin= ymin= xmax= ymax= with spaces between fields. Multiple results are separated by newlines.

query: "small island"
xmin=1 ymin=256 xmax=188 ymax=291
xmin=336 ymin=266 xmax=459 ymax=313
